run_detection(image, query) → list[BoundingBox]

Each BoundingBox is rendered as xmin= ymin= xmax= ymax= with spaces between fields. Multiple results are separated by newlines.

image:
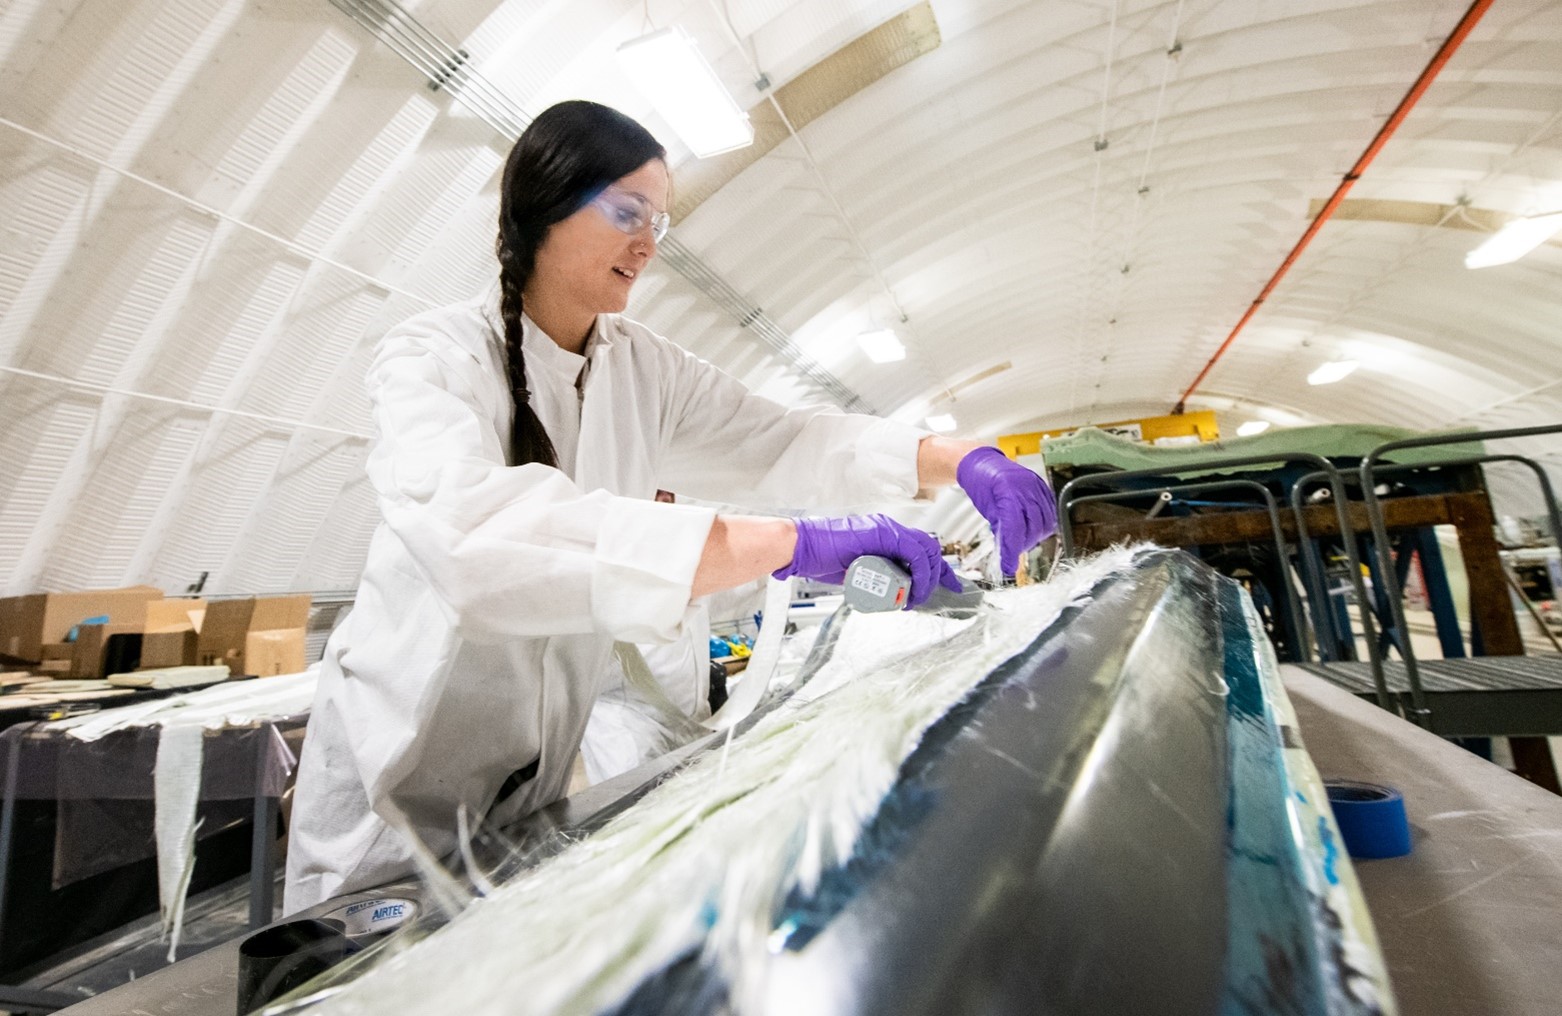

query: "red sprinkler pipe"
xmin=1173 ymin=0 xmax=1494 ymax=414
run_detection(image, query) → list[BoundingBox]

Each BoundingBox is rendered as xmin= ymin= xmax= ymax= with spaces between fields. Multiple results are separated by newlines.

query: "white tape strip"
xmin=706 ymin=577 xmax=793 ymax=731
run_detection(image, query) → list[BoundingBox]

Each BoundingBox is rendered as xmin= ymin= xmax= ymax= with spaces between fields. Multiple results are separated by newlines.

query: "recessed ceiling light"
xmin=1236 ymin=420 xmax=1271 ymax=437
xmin=857 ymin=329 xmax=906 ymax=363
xmin=617 ymin=27 xmax=754 ymax=158
xmin=926 ymin=413 xmax=957 ymax=432
xmin=1465 ymin=211 xmax=1562 ymax=269
xmin=1307 ymin=360 xmax=1358 ymax=386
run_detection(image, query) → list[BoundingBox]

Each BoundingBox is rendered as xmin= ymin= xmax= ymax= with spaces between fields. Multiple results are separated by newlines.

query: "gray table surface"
xmin=1281 ymin=665 xmax=1562 ymax=1016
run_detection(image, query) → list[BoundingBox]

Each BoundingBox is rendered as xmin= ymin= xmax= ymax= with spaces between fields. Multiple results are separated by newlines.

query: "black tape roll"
xmin=236 ymin=917 xmax=357 ymax=1014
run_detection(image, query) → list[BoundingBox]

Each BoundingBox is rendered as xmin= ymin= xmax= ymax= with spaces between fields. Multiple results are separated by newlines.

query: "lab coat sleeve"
xmin=364 ymin=325 xmax=715 ymax=644
xmin=651 ymin=339 xmax=929 ymax=510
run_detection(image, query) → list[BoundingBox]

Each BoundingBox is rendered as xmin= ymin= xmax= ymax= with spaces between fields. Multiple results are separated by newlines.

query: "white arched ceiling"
xmin=1 ymin=0 xmax=1560 ymax=594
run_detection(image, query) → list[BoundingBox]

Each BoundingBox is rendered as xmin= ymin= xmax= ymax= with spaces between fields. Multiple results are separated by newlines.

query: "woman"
xmin=284 ymin=101 xmax=1055 ymax=912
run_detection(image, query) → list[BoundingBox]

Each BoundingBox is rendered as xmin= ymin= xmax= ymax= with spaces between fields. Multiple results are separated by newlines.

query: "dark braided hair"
xmin=496 ymin=101 xmax=666 ymax=467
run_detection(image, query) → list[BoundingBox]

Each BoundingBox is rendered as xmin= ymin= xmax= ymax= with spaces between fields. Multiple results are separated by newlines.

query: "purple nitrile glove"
xmin=957 ymin=446 xmax=1058 ymax=575
xmin=773 ymin=514 xmax=962 ymax=609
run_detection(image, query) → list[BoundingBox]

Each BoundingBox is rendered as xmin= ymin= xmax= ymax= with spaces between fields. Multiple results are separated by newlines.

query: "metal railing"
xmin=1358 ymin=425 xmax=1562 ymax=726
xmin=1056 ymin=452 xmax=1385 ymax=703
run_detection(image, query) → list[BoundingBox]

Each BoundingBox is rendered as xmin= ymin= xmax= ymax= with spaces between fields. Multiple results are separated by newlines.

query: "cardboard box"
xmin=0 ymin=586 xmax=162 ymax=662
xmin=252 ymin=595 xmax=310 ymax=633
xmin=244 ymin=629 xmax=306 ymax=677
xmin=145 ymin=598 xmax=206 ymax=634
xmin=69 ymin=623 xmax=141 ymax=679
xmin=140 ymin=630 xmax=198 ymax=670
xmin=197 ymin=595 xmax=311 ymax=676
xmin=196 ymin=600 xmax=252 ymax=671
xmin=133 ymin=598 xmax=207 ymax=669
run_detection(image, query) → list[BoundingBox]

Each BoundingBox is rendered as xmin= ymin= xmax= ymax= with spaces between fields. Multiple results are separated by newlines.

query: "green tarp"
xmin=1038 ymin=424 xmax=1485 ymax=475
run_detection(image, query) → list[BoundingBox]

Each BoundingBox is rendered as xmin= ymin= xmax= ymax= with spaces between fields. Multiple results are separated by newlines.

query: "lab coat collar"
xmin=520 ymin=315 xmax=587 ymax=382
xmin=479 ymin=280 xmax=616 ymax=380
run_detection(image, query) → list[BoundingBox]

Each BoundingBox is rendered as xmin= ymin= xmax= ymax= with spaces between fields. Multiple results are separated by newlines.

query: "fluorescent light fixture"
xmin=1236 ymin=420 xmax=1271 ymax=437
xmin=617 ymin=27 xmax=754 ymax=158
xmin=1465 ymin=210 xmax=1562 ymax=269
xmin=857 ymin=328 xmax=906 ymax=363
xmin=926 ymin=413 xmax=957 ymax=432
xmin=1307 ymin=359 xmax=1358 ymax=386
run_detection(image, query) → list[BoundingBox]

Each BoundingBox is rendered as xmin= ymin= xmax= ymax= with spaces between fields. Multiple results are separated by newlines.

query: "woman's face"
xmin=529 ymin=158 xmax=669 ymax=320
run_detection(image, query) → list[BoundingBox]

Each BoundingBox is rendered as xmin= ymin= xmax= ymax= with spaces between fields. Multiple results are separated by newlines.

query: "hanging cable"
xmin=1088 ymin=0 xmax=1184 ymax=414
xmin=1066 ymin=0 xmax=1122 ymax=415
xmin=698 ymin=0 xmax=954 ymax=404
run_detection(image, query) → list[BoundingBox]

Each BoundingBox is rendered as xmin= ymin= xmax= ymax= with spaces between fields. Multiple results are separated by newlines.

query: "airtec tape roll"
xmin=1325 ymin=780 xmax=1411 ymax=859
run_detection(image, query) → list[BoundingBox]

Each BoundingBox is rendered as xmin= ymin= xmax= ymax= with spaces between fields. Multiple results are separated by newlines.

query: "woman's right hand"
xmin=773 ymin=514 xmax=961 ymax=608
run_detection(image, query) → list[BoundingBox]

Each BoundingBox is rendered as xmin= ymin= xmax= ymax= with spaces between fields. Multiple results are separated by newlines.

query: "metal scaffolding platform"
xmin=1298 ymin=656 xmax=1562 ymax=737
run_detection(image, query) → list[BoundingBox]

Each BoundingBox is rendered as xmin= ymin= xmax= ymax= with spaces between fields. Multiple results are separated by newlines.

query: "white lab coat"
xmin=577 ymin=605 xmax=711 ymax=786
xmin=283 ymin=287 xmax=926 ymax=912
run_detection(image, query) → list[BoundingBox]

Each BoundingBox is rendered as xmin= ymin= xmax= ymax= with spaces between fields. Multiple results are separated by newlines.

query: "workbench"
xmin=1283 ymin=665 xmax=1562 ymax=1016
xmin=0 ymin=715 xmax=304 ymax=1010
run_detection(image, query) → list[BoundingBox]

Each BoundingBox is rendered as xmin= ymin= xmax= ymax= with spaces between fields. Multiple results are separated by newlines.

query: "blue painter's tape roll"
xmin=1325 ymin=781 xmax=1411 ymax=859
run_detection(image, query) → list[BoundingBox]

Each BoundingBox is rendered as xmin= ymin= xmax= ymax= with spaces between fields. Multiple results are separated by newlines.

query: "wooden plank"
xmin=1070 ymin=492 xmax=1471 ymax=550
xmin=1447 ymin=494 xmax=1522 ymax=655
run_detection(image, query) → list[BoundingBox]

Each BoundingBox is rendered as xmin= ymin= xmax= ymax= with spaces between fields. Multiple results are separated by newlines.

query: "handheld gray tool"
xmin=843 ymin=555 xmax=987 ymax=618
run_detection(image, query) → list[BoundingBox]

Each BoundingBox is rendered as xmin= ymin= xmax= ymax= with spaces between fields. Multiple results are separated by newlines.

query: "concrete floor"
xmin=1283 ymin=666 xmax=1562 ymax=1016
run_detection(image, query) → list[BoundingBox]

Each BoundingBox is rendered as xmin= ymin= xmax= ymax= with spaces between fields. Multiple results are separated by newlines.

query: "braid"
xmin=496 ymin=236 xmax=559 ymax=469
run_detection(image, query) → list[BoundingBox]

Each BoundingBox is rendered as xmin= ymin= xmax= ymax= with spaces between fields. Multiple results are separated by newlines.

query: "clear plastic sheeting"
xmin=0 ymin=671 xmax=315 ymax=901
xmin=1 ymin=720 xmax=303 ymax=889
xmin=46 ymin=670 xmax=318 ymax=956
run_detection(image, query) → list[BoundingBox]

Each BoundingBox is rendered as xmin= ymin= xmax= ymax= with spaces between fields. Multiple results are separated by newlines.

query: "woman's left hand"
xmin=957 ymin=447 xmax=1058 ymax=574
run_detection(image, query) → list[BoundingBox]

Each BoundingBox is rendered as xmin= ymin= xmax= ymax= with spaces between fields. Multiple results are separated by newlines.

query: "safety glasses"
xmin=589 ymin=187 xmax=670 ymax=243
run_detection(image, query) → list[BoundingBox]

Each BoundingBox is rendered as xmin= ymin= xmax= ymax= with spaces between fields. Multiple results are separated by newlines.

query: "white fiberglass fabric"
xmin=48 ymin=668 xmax=318 ymax=741
xmin=300 ymin=547 xmax=1145 ymax=1016
xmin=153 ymin=722 xmax=205 ymax=961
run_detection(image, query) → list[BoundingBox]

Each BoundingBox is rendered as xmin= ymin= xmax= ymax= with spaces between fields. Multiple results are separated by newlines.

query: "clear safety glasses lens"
xmin=592 ymin=192 xmax=670 ymax=244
